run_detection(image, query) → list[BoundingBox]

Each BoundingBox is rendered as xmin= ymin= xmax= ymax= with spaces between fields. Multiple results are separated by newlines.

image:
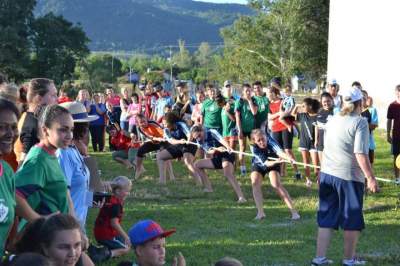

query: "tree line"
xmin=0 ymin=0 xmax=329 ymax=90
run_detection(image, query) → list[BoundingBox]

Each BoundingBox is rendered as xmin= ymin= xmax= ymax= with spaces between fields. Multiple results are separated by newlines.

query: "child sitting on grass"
xmin=107 ymin=124 xmax=140 ymax=169
xmin=94 ymin=176 xmax=132 ymax=260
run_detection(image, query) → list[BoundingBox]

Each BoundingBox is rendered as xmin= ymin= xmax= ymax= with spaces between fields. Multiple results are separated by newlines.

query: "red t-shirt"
xmin=107 ymin=95 xmax=121 ymax=107
xmin=269 ymin=100 xmax=287 ymax=132
xmin=57 ymin=96 xmax=72 ymax=104
xmin=387 ymin=101 xmax=400 ymax=141
xmin=111 ymin=132 xmax=138 ymax=150
xmin=94 ymin=196 xmax=123 ymax=241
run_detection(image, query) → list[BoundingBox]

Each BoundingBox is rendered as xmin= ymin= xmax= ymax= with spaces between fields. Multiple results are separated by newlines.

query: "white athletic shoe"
xmin=311 ymin=257 xmax=333 ymax=265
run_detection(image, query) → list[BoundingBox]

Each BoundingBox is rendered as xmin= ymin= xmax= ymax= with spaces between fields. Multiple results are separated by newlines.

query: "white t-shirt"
xmin=321 ymin=113 xmax=369 ymax=183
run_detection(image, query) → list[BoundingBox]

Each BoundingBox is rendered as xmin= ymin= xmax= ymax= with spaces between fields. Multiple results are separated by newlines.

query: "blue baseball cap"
xmin=128 ymin=219 xmax=176 ymax=247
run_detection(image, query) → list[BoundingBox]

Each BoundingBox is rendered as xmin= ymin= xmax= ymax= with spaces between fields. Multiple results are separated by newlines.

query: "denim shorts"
xmin=318 ymin=172 xmax=365 ymax=231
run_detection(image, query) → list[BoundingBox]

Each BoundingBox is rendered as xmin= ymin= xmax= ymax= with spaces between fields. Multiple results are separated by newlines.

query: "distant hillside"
xmin=34 ymin=0 xmax=252 ymax=51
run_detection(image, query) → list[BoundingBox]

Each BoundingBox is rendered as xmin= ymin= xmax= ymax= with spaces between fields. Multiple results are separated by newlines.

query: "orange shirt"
xmin=139 ymin=121 xmax=164 ymax=139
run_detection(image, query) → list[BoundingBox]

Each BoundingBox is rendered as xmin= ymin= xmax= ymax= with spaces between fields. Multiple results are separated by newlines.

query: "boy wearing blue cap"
xmin=121 ymin=219 xmax=185 ymax=266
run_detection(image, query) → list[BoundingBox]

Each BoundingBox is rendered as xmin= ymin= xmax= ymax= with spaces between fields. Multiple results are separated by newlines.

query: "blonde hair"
xmin=340 ymin=99 xmax=361 ymax=116
xmin=111 ymin=176 xmax=132 ymax=192
xmin=250 ymin=129 xmax=265 ymax=141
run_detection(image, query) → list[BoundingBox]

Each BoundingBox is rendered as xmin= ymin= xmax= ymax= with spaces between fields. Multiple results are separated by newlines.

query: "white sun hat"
xmin=59 ymin=101 xmax=98 ymax=123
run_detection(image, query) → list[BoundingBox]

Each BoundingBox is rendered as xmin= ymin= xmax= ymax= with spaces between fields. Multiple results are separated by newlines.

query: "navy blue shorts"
xmin=98 ymin=236 xmax=127 ymax=250
xmin=318 ymin=172 xmax=365 ymax=231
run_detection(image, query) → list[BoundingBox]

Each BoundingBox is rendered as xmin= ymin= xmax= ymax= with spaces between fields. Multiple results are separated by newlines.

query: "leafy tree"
xmin=31 ymin=13 xmax=89 ymax=85
xmin=75 ymin=54 xmax=123 ymax=91
xmin=0 ymin=0 xmax=36 ymax=81
xmin=195 ymin=42 xmax=212 ymax=67
xmin=172 ymin=40 xmax=192 ymax=70
xmin=220 ymin=0 xmax=329 ymax=82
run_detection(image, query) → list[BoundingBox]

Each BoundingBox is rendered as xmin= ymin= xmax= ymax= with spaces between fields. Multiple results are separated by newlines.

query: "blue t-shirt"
xmin=369 ymin=107 xmax=378 ymax=150
xmin=154 ymin=96 xmax=174 ymax=120
xmin=89 ymin=103 xmax=106 ymax=126
xmin=57 ymin=146 xmax=90 ymax=230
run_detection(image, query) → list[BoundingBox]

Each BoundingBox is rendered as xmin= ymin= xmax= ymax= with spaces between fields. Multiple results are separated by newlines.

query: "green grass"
xmin=87 ymin=130 xmax=400 ymax=266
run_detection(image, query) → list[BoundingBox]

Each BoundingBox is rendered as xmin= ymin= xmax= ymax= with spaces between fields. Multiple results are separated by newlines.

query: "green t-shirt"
xmin=15 ymin=145 xmax=69 ymax=229
xmin=201 ymin=98 xmax=222 ymax=129
xmin=0 ymin=161 xmax=15 ymax=257
xmin=254 ymin=95 xmax=269 ymax=128
xmin=221 ymin=103 xmax=236 ymax=137
xmin=234 ymin=98 xmax=256 ymax=133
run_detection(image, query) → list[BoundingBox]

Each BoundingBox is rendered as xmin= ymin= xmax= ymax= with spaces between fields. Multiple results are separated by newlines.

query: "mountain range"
xmin=34 ymin=0 xmax=253 ymax=51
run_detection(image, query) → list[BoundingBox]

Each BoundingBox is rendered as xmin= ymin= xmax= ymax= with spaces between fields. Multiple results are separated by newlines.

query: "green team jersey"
xmin=201 ymin=98 xmax=222 ymax=129
xmin=234 ymin=97 xmax=256 ymax=133
xmin=221 ymin=101 xmax=236 ymax=137
xmin=0 ymin=161 xmax=15 ymax=257
xmin=253 ymin=95 xmax=269 ymax=128
xmin=15 ymin=145 xmax=69 ymax=230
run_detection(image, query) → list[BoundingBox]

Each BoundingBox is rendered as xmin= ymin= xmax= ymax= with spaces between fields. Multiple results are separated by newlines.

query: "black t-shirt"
xmin=297 ymin=113 xmax=317 ymax=142
xmin=316 ymin=109 xmax=333 ymax=148
xmin=250 ymin=144 xmax=278 ymax=169
xmin=361 ymin=109 xmax=372 ymax=133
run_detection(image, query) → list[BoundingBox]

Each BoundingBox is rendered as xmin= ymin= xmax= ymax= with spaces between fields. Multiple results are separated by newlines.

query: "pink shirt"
xmin=191 ymin=103 xmax=202 ymax=124
xmin=127 ymin=103 xmax=141 ymax=125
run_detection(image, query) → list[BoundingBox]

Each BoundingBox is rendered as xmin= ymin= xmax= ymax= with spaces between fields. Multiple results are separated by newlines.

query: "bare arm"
xmin=355 ymin=153 xmax=378 ymax=193
xmin=110 ymin=218 xmax=130 ymax=244
xmin=67 ymin=190 xmax=76 ymax=218
xmin=235 ymin=110 xmax=242 ymax=135
xmin=247 ymin=99 xmax=258 ymax=115
xmin=15 ymin=194 xmax=41 ymax=221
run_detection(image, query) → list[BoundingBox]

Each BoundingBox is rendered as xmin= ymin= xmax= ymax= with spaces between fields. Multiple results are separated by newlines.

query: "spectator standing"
xmin=366 ymin=95 xmax=378 ymax=164
xmin=76 ymin=89 xmax=91 ymax=112
xmin=311 ymin=87 xmax=378 ymax=266
xmin=386 ymin=84 xmax=400 ymax=181
xmin=15 ymin=105 xmax=73 ymax=230
xmin=119 ymin=87 xmax=132 ymax=131
xmin=105 ymin=87 xmax=121 ymax=126
xmin=0 ymin=99 xmax=19 ymax=257
xmin=126 ymin=93 xmax=141 ymax=134
xmin=89 ymin=93 xmax=107 ymax=152
xmin=191 ymin=90 xmax=205 ymax=125
xmin=14 ymin=78 xmax=58 ymax=165
xmin=152 ymin=84 xmax=173 ymax=122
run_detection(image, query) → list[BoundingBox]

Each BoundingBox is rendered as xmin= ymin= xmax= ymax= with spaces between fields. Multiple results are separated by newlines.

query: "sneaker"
xmin=88 ymin=244 xmax=111 ymax=263
xmin=311 ymin=257 xmax=333 ymax=265
xmin=294 ymin=172 xmax=302 ymax=180
xmin=342 ymin=258 xmax=366 ymax=266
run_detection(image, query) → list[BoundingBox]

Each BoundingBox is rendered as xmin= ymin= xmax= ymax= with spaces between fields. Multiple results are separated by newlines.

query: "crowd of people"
xmin=0 ymin=71 xmax=398 ymax=265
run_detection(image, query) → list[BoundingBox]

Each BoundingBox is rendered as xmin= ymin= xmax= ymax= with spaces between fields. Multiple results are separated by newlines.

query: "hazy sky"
xmin=194 ymin=0 xmax=248 ymax=4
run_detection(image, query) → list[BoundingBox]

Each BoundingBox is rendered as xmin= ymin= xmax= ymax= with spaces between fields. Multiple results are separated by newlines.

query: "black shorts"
xmin=137 ymin=142 xmax=165 ymax=158
xmin=391 ymin=141 xmax=400 ymax=156
xmin=299 ymin=137 xmax=317 ymax=152
xmin=211 ymin=152 xmax=235 ymax=169
xmin=251 ymin=164 xmax=280 ymax=177
xmin=166 ymin=143 xmax=197 ymax=159
xmin=271 ymin=130 xmax=293 ymax=149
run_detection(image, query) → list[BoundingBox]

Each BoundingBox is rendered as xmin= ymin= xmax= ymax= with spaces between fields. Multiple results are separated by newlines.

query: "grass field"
xmin=86 ymin=130 xmax=400 ymax=266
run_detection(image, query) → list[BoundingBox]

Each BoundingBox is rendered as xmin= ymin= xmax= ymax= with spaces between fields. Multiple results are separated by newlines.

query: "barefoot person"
xmin=194 ymin=126 xmax=246 ymax=203
xmin=156 ymin=112 xmax=201 ymax=185
xmin=134 ymin=114 xmax=167 ymax=178
xmin=311 ymin=86 xmax=379 ymax=266
xmin=249 ymin=129 xmax=300 ymax=220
